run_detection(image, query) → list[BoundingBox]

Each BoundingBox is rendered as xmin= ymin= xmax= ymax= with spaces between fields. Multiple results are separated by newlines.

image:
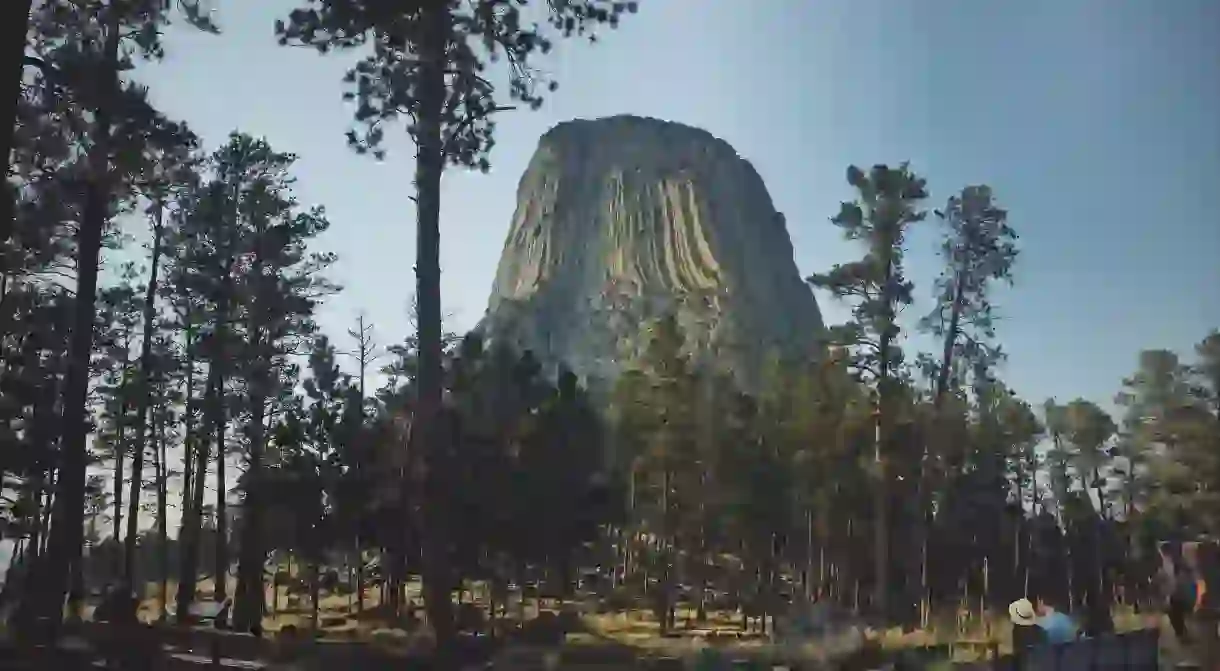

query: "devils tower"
xmin=479 ymin=115 xmax=824 ymax=393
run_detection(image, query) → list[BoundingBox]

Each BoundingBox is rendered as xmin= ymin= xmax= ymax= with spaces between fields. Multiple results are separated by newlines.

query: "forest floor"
xmin=105 ymin=572 xmax=1192 ymax=668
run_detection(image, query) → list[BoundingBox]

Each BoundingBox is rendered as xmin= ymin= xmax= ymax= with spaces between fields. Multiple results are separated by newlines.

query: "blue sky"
xmin=134 ymin=0 xmax=1219 ymax=414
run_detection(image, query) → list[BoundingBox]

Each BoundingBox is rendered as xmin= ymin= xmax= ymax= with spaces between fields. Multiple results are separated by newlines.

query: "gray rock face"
xmin=479 ymin=115 xmax=824 ymax=393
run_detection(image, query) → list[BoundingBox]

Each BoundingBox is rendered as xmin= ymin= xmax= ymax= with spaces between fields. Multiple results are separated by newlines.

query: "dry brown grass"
xmin=118 ymin=573 xmax=1192 ymax=666
xmin=580 ymin=608 xmax=767 ymax=657
xmin=127 ymin=572 xmax=421 ymax=639
xmin=580 ymin=603 xmax=1186 ymax=665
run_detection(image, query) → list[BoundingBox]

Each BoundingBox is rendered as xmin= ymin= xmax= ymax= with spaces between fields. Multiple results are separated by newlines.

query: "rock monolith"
xmin=479 ymin=115 xmax=824 ymax=393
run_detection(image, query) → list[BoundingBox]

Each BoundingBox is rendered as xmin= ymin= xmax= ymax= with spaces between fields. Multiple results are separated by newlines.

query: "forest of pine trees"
xmin=0 ymin=0 xmax=1218 ymax=665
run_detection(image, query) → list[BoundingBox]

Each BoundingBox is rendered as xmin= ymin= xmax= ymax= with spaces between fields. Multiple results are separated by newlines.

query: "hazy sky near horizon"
xmin=133 ymin=0 xmax=1219 ymax=412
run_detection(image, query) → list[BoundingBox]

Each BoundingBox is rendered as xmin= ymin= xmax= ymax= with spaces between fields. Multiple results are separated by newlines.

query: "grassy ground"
xmin=116 ymin=573 xmax=1192 ymax=667
xmin=581 ymin=605 xmax=1183 ymax=663
xmin=129 ymin=574 xmax=425 ymax=642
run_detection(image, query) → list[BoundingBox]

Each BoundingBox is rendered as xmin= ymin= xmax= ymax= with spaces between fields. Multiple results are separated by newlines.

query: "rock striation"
xmin=478 ymin=115 xmax=824 ymax=394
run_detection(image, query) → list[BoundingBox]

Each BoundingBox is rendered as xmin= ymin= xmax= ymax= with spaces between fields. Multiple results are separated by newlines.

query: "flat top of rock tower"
xmin=539 ymin=114 xmax=740 ymax=156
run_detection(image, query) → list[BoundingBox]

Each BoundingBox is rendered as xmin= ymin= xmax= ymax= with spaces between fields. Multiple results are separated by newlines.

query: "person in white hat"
xmin=1008 ymin=598 xmax=1046 ymax=651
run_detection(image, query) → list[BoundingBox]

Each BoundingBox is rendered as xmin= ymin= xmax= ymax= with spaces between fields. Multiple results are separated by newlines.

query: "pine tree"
xmin=122 ymin=148 xmax=197 ymax=583
xmin=0 ymin=289 xmax=74 ymax=596
xmin=1062 ymin=399 xmax=1116 ymax=513
xmin=219 ymin=133 xmax=337 ymax=630
xmin=921 ymin=185 xmax=1018 ymax=404
xmin=911 ymin=186 xmax=1019 ymax=618
xmin=612 ymin=313 xmax=701 ymax=633
xmin=807 ymin=163 xmax=928 ymax=619
xmin=292 ymin=335 xmax=352 ymax=629
xmin=160 ymin=133 xmax=337 ymax=622
xmin=1115 ymin=350 xmax=1192 ymax=520
xmin=146 ymin=331 xmax=181 ymax=621
xmin=0 ymin=10 xmax=91 ymax=612
xmin=1142 ymin=332 xmax=1220 ymax=533
xmin=275 ymin=1 xmax=633 ymax=649
xmin=22 ymin=0 xmax=216 ymax=623
xmin=166 ymin=168 xmax=232 ymax=619
xmin=94 ymin=271 xmax=142 ymax=553
xmin=341 ymin=314 xmax=379 ymax=614
xmin=1059 ymin=398 xmax=1116 ymax=623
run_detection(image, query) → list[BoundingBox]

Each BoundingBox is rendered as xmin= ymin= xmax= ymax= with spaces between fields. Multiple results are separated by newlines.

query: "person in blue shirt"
xmin=1034 ymin=594 xmax=1079 ymax=644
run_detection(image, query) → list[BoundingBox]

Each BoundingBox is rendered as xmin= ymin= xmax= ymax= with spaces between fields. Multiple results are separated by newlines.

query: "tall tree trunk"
xmin=112 ymin=420 xmax=125 ymax=553
xmin=874 ymin=249 xmax=897 ymax=621
xmin=181 ymin=332 xmax=195 ymax=510
xmin=84 ymin=511 xmax=97 ymax=584
xmin=1026 ymin=458 xmax=1039 ymax=596
xmin=413 ymin=2 xmax=457 ymax=661
xmin=805 ymin=506 xmax=815 ymax=599
xmin=352 ymin=315 xmax=371 ymax=616
xmin=28 ymin=2 xmax=120 ymax=630
xmin=659 ymin=466 xmax=673 ymax=635
xmin=122 ymin=440 xmax=144 ymax=582
xmin=932 ymin=271 xmax=967 ymax=405
xmin=353 ymin=542 xmax=364 ymax=616
xmin=624 ymin=468 xmax=636 ymax=582
xmin=211 ymin=264 xmax=234 ymax=602
xmin=214 ymin=399 xmax=228 ymax=600
xmin=1091 ymin=464 xmax=1111 ymax=627
xmin=182 ymin=438 xmax=192 ymax=509
xmin=696 ymin=374 xmax=713 ymax=622
xmin=156 ymin=412 xmax=169 ymax=622
xmin=309 ymin=553 xmax=320 ymax=632
xmin=1014 ymin=464 xmax=1025 ymax=594
xmin=27 ymin=474 xmax=47 ymax=563
xmin=919 ymin=270 xmax=966 ymax=627
xmin=233 ymin=385 xmax=268 ymax=630
xmin=175 ymin=371 xmax=213 ymax=622
xmin=106 ymin=326 xmax=134 ymax=562
xmin=124 ymin=208 xmax=164 ymax=581
xmin=234 ymin=213 xmax=275 ymax=631
xmin=37 ymin=471 xmax=54 ymax=557
xmin=30 ymin=370 xmax=59 ymax=559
